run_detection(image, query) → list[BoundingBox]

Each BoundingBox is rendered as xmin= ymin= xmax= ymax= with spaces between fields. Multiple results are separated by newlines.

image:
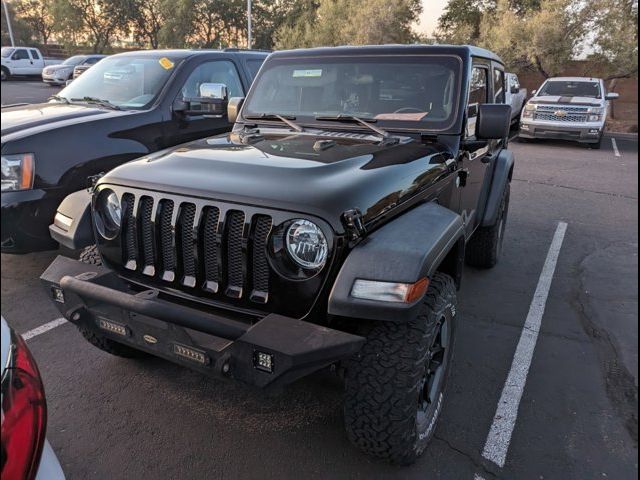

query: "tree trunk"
xmin=533 ymin=55 xmax=549 ymax=79
xmin=608 ymin=78 xmax=618 ymax=120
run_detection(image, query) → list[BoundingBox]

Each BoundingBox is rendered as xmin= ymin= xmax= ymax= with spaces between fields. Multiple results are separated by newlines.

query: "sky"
xmin=416 ymin=0 xmax=449 ymax=37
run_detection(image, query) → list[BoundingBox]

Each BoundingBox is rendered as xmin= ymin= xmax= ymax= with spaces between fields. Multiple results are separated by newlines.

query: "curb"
xmin=604 ymin=131 xmax=638 ymax=140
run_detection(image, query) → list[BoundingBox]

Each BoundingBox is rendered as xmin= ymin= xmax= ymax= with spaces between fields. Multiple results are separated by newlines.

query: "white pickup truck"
xmin=1 ymin=47 xmax=62 ymax=81
xmin=505 ymin=72 xmax=527 ymax=123
xmin=519 ymin=76 xmax=619 ymax=149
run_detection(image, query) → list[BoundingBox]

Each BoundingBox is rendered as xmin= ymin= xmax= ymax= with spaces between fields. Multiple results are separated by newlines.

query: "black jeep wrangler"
xmin=41 ymin=45 xmax=514 ymax=464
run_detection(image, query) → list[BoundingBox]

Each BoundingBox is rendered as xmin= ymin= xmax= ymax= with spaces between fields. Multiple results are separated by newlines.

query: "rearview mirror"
xmin=227 ymin=97 xmax=245 ymax=124
xmin=174 ymin=83 xmax=229 ymax=117
xmin=476 ymin=104 xmax=511 ymax=140
xmin=605 ymin=92 xmax=620 ymax=101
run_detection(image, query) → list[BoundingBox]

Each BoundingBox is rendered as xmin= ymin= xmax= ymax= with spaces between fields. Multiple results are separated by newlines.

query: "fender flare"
xmin=49 ymin=189 xmax=94 ymax=250
xmin=482 ymin=148 xmax=514 ymax=227
xmin=327 ymin=202 xmax=465 ymax=322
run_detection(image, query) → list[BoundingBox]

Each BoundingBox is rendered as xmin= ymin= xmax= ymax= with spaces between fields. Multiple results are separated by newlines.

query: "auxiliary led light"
xmin=254 ymin=351 xmax=274 ymax=373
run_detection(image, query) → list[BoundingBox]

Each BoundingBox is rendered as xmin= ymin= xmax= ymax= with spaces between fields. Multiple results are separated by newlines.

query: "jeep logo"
xmin=554 ymin=110 xmax=568 ymax=117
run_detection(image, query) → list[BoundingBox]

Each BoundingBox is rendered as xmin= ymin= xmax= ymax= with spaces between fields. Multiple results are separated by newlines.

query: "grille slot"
xmin=201 ymin=206 xmax=220 ymax=293
xmin=138 ymin=196 xmax=155 ymax=276
xmin=158 ymin=200 xmax=175 ymax=281
xmin=178 ymin=203 xmax=197 ymax=287
xmin=119 ymin=194 xmax=273 ymax=303
xmin=250 ymin=216 xmax=272 ymax=303
xmin=122 ymin=193 xmax=137 ymax=270
xmin=225 ymin=211 xmax=245 ymax=298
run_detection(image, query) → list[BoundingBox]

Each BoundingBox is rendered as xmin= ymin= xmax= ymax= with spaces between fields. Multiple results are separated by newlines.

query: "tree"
xmin=129 ymin=0 xmax=170 ymax=49
xmin=274 ymin=0 xmax=422 ymax=49
xmin=14 ymin=0 xmax=56 ymax=44
xmin=1 ymin=0 xmax=34 ymax=45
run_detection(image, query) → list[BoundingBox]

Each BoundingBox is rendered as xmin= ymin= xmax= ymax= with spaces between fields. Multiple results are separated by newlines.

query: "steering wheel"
xmin=393 ymin=107 xmax=425 ymax=114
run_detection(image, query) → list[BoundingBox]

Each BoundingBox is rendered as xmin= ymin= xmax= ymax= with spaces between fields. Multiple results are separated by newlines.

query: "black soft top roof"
xmin=270 ymin=44 xmax=504 ymax=65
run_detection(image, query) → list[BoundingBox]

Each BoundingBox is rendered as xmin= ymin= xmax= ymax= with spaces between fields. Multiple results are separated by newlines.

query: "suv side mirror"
xmin=174 ymin=82 xmax=229 ymax=117
xmin=510 ymin=85 xmax=520 ymax=94
xmin=227 ymin=97 xmax=245 ymax=124
xmin=531 ymin=89 xmax=537 ymax=96
xmin=476 ymin=104 xmax=512 ymax=140
xmin=605 ymin=92 xmax=620 ymax=100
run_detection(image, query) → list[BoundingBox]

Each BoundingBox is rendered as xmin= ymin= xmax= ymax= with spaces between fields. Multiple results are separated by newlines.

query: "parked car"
xmin=1 ymin=47 xmax=62 ymax=81
xmin=1 ymin=316 xmax=65 ymax=480
xmin=43 ymin=44 xmax=514 ymax=465
xmin=519 ymin=76 xmax=618 ymax=148
xmin=505 ymin=72 xmax=527 ymax=123
xmin=43 ymin=55 xmax=107 ymax=86
xmin=72 ymin=55 xmax=107 ymax=80
xmin=1 ymin=48 xmax=269 ymax=254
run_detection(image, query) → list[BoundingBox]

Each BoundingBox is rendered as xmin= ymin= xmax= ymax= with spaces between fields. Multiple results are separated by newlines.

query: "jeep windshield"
xmin=242 ymin=55 xmax=462 ymax=132
xmin=52 ymin=55 xmax=183 ymax=110
xmin=538 ymin=80 xmax=601 ymax=99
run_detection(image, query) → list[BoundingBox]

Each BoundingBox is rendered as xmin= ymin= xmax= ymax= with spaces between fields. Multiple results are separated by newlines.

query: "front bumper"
xmin=1 ymin=189 xmax=60 ymax=253
xmin=519 ymin=119 xmax=603 ymax=143
xmin=40 ymin=256 xmax=364 ymax=389
xmin=42 ymin=72 xmax=69 ymax=85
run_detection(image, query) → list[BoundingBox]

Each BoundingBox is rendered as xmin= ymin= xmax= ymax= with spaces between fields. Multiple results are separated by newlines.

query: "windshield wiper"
xmin=70 ymin=96 xmax=121 ymax=110
xmin=314 ymin=114 xmax=392 ymax=139
xmin=49 ymin=94 xmax=69 ymax=104
xmin=243 ymin=113 xmax=304 ymax=132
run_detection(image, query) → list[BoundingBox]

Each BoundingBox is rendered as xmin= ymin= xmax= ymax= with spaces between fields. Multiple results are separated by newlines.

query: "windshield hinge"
xmin=87 ymin=172 xmax=104 ymax=192
xmin=341 ymin=208 xmax=366 ymax=240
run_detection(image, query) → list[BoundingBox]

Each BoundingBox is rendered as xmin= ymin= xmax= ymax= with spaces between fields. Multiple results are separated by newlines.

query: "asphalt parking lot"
xmin=1 ymin=81 xmax=638 ymax=479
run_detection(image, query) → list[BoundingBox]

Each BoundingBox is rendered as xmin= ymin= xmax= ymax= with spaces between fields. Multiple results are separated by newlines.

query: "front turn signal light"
xmin=351 ymin=277 xmax=430 ymax=303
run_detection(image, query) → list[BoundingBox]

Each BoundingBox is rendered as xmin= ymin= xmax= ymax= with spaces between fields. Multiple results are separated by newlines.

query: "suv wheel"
xmin=77 ymin=245 xmax=147 ymax=358
xmin=465 ymin=182 xmax=510 ymax=268
xmin=1 ymin=67 xmax=8 ymax=81
xmin=344 ymin=272 xmax=457 ymax=464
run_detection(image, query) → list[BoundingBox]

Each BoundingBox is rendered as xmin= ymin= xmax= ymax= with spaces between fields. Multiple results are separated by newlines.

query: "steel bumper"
xmin=40 ymin=256 xmax=364 ymax=389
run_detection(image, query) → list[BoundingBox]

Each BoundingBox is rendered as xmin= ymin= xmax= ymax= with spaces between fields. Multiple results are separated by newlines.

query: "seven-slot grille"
xmin=120 ymin=193 xmax=273 ymax=304
xmin=534 ymin=105 xmax=590 ymax=123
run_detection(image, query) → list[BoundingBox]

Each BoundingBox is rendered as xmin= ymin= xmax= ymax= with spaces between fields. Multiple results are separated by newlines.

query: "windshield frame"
xmin=538 ymin=80 xmax=602 ymax=99
xmin=1 ymin=47 xmax=15 ymax=58
xmin=240 ymin=54 xmax=464 ymax=134
xmin=52 ymin=54 xmax=185 ymax=111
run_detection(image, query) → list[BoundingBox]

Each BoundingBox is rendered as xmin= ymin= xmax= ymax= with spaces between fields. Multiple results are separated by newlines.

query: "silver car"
xmin=42 ymin=55 xmax=106 ymax=86
xmin=1 ymin=316 xmax=65 ymax=480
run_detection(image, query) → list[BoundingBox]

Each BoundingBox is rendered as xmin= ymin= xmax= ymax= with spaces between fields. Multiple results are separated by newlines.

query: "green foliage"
xmin=1 ymin=0 xmax=34 ymax=45
xmin=13 ymin=0 xmax=55 ymax=44
xmin=273 ymin=0 xmax=422 ymax=49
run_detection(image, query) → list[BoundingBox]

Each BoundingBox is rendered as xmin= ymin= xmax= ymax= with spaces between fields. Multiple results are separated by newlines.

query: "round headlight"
xmin=285 ymin=219 xmax=328 ymax=270
xmin=95 ymin=189 xmax=121 ymax=239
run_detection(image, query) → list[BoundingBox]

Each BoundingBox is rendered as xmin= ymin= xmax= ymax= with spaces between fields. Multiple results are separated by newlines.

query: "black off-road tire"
xmin=77 ymin=244 xmax=146 ymax=358
xmin=344 ymin=273 xmax=457 ymax=465
xmin=465 ymin=182 xmax=510 ymax=269
xmin=79 ymin=244 xmax=101 ymax=265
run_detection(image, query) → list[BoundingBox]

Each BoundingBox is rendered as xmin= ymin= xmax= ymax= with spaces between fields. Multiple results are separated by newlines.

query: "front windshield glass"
xmin=1 ymin=48 xmax=15 ymax=58
xmin=54 ymin=55 xmax=182 ymax=109
xmin=243 ymin=55 xmax=462 ymax=131
xmin=62 ymin=55 xmax=87 ymax=66
xmin=538 ymin=80 xmax=601 ymax=98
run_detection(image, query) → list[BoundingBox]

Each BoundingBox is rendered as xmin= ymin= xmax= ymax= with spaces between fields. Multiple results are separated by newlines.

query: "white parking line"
xmin=481 ymin=221 xmax=568 ymax=468
xmin=22 ymin=318 xmax=68 ymax=340
xmin=611 ymin=138 xmax=621 ymax=157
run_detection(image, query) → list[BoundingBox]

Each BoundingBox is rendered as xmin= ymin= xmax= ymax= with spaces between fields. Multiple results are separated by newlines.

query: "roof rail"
xmin=223 ymin=48 xmax=272 ymax=53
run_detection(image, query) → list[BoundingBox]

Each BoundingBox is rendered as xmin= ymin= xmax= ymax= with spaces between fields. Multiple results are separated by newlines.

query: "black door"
xmin=164 ymin=59 xmax=246 ymax=146
xmin=459 ymin=63 xmax=492 ymax=236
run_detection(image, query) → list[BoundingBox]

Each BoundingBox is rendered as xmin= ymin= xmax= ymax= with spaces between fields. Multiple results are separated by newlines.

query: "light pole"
xmin=2 ymin=0 xmax=15 ymax=47
xmin=247 ymin=0 xmax=252 ymax=49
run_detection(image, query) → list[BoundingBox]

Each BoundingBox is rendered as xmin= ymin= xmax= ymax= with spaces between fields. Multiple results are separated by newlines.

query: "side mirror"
xmin=510 ymin=85 xmax=520 ymax=94
xmin=531 ymin=89 xmax=537 ymax=96
xmin=476 ymin=104 xmax=512 ymax=140
xmin=227 ymin=97 xmax=245 ymax=124
xmin=174 ymin=83 xmax=229 ymax=117
xmin=605 ymin=92 xmax=619 ymax=101
xmin=65 ymin=79 xmax=73 ymax=86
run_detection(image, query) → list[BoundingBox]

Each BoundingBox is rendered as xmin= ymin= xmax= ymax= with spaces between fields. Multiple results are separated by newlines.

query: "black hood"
xmin=1 ymin=102 xmax=133 ymax=139
xmin=100 ymin=132 xmax=453 ymax=232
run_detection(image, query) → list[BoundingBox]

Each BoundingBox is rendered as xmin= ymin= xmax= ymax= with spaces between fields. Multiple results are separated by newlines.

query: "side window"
xmin=30 ymin=49 xmax=40 ymax=60
xmin=494 ymin=69 xmax=505 ymax=103
xmin=86 ymin=57 xmax=101 ymax=65
xmin=180 ymin=60 xmax=244 ymax=99
xmin=467 ymin=66 xmax=488 ymax=137
xmin=246 ymin=59 xmax=264 ymax=81
xmin=13 ymin=49 xmax=30 ymax=60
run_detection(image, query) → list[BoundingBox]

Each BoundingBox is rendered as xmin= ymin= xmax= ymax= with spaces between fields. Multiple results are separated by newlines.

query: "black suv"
xmin=42 ymin=45 xmax=514 ymax=464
